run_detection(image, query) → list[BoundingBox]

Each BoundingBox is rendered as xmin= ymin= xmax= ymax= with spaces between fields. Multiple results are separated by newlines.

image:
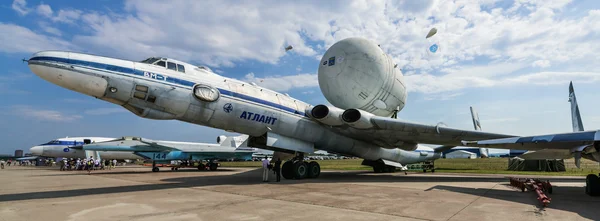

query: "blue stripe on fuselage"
xmin=40 ymin=141 xmax=84 ymax=146
xmin=29 ymin=56 xmax=305 ymax=116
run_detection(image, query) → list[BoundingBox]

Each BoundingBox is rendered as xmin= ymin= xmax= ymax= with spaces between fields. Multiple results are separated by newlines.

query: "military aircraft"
xmin=30 ymin=135 xmax=254 ymax=171
xmin=23 ymin=37 xmax=508 ymax=179
xmin=30 ymin=37 xmax=599 ymax=182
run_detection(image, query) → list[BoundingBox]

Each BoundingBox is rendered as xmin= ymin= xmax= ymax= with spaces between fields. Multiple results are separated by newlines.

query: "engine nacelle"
xmin=341 ymin=108 xmax=374 ymax=129
xmin=318 ymin=37 xmax=407 ymax=117
xmin=306 ymin=105 xmax=344 ymax=126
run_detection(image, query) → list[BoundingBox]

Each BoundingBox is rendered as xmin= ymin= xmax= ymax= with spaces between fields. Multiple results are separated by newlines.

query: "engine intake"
xmin=306 ymin=105 xmax=344 ymax=126
xmin=341 ymin=109 xmax=374 ymax=129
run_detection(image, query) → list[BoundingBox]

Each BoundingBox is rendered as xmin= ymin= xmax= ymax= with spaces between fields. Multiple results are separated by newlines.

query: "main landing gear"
xmin=197 ymin=160 xmax=219 ymax=171
xmin=585 ymin=173 xmax=600 ymax=196
xmin=281 ymin=154 xmax=321 ymax=180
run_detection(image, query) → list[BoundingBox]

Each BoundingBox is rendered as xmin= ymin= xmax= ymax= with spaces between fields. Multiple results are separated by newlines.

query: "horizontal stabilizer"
xmin=433 ymin=145 xmax=456 ymax=153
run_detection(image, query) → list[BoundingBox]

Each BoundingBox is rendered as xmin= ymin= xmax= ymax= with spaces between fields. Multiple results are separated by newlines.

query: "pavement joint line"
xmin=445 ymin=183 xmax=500 ymax=221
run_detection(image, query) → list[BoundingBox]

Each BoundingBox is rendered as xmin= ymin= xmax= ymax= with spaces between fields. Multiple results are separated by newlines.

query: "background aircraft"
xmin=463 ymin=82 xmax=600 ymax=196
xmin=30 ymin=135 xmax=254 ymax=172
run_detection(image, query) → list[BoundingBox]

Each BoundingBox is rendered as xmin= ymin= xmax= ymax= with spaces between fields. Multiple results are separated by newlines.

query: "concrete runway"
xmin=0 ymin=166 xmax=599 ymax=221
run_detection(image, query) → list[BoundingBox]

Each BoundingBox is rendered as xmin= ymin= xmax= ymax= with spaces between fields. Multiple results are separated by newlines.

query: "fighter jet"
xmin=24 ymin=37 xmax=522 ymax=180
xmin=30 ymin=135 xmax=254 ymax=172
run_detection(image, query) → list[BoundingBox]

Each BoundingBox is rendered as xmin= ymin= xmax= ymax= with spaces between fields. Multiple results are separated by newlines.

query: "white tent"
xmin=445 ymin=150 xmax=477 ymax=159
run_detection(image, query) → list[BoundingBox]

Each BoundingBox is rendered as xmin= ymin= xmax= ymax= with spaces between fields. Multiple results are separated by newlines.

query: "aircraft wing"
xmin=333 ymin=115 xmax=516 ymax=149
xmin=461 ymin=130 xmax=599 ymax=151
xmin=76 ymin=136 xmax=254 ymax=153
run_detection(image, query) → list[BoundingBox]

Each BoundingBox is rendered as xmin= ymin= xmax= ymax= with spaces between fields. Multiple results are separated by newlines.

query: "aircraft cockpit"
xmin=140 ymin=57 xmax=186 ymax=73
xmin=140 ymin=57 xmax=215 ymax=75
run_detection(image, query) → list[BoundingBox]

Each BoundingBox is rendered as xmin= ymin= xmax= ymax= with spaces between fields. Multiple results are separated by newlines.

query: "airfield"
xmin=1 ymin=166 xmax=599 ymax=221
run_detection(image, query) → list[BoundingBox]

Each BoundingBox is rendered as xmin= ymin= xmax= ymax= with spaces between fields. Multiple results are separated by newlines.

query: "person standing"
xmin=273 ymin=158 xmax=282 ymax=182
xmin=261 ymin=157 xmax=270 ymax=182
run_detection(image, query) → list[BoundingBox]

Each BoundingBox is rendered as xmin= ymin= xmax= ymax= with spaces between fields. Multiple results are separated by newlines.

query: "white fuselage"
xmin=30 ymin=137 xmax=142 ymax=159
xmin=27 ymin=51 xmax=440 ymax=166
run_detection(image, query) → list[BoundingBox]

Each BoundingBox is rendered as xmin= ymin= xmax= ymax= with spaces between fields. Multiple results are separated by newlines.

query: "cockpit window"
xmin=167 ymin=62 xmax=177 ymax=71
xmin=154 ymin=60 xmax=166 ymax=67
xmin=141 ymin=58 xmax=159 ymax=64
xmin=177 ymin=64 xmax=185 ymax=73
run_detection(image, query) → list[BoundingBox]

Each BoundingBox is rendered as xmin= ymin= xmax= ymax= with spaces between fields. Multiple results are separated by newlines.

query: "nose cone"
xmin=27 ymin=51 xmax=108 ymax=98
xmin=30 ymin=146 xmax=44 ymax=156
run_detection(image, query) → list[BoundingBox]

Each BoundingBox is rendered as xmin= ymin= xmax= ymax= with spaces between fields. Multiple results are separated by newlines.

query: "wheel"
xmin=282 ymin=161 xmax=294 ymax=179
xmin=373 ymin=165 xmax=383 ymax=173
xmin=175 ymin=167 xmax=179 ymax=171
xmin=586 ymin=174 xmax=600 ymax=196
xmin=431 ymin=169 xmax=435 ymax=173
xmin=152 ymin=167 xmax=159 ymax=172
xmin=293 ymin=161 xmax=308 ymax=179
xmin=307 ymin=161 xmax=321 ymax=178
xmin=209 ymin=163 xmax=218 ymax=171
xmin=171 ymin=167 xmax=174 ymax=171
xmin=197 ymin=163 xmax=204 ymax=171
xmin=423 ymin=169 xmax=427 ymax=173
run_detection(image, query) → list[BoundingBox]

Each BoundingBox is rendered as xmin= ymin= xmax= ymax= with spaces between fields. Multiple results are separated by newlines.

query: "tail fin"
xmin=470 ymin=106 xmax=489 ymax=157
xmin=569 ymin=81 xmax=584 ymax=132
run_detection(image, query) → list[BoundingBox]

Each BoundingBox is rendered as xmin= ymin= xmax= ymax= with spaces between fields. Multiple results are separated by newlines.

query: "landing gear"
xmin=585 ymin=174 xmax=600 ymax=196
xmin=152 ymin=161 xmax=159 ymax=172
xmin=281 ymin=153 xmax=320 ymax=180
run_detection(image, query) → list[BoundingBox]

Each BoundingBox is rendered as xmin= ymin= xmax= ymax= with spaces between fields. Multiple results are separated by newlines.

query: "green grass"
xmin=220 ymin=158 xmax=600 ymax=176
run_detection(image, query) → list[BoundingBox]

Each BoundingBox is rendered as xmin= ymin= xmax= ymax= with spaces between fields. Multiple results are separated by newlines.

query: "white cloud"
xmin=0 ymin=23 xmax=73 ymax=53
xmin=11 ymin=0 xmax=30 ymax=16
xmin=532 ymin=59 xmax=550 ymax=68
xmin=407 ymin=71 xmax=600 ymax=94
xmin=244 ymin=72 xmax=318 ymax=92
xmin=11 ymin=105 xmax=82 ymax=122
xmin=36 ymin=3 xmax=53 ymax=17
xmin=423 ymin=92 xmax=464 ymax=101
xmin=12 ymin=0 xmax=600 ymax=96
xmin=52 ymin=9 xmax=82 ymax=23
xmin=84 ymin=108 xmax=128 ymax=115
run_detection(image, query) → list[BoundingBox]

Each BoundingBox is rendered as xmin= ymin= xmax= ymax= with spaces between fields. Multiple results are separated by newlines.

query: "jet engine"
xmin=318 ymin=37 xmax=408 ymax=117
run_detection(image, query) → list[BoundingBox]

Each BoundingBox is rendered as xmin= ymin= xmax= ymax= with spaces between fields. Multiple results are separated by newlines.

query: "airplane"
xmin=463 ymin=81 xmax=600 ymax=196
xmin=30 ymin=135 xmax=255 ymax=172
xmin=25 ymin=37 xmax=547 ymax=181
xmin=442 ymin=106 xmax=528 ymax=158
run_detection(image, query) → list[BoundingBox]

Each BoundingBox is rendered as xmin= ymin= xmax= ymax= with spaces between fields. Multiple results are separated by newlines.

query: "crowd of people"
xmin=58 ymin=157 xmax=119 ymax=174
xmin=0 ymin=159 xmax=36 ymax=169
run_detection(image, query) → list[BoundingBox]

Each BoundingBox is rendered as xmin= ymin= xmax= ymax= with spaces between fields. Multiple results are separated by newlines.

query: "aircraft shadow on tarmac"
xmin=1 ymin=168 xmax=598 ymax=219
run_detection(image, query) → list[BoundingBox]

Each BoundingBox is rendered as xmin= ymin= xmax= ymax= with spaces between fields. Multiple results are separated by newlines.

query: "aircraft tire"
xmin=294 ymin=161 xmax=308 ymax=179
xmin=197 ymin=163 xmax=204 ymax=171
xmin=307 ymin=161 xmax=320 ymax=178
xmin=152 ymin=167 xmax=159 ymax=172
xmin=282 ymin=161 xmax=294 ymax=179
xmin=386 ymin=166 xmax=396 ymax=173
xmin=373 ymin=165 xmax=383 ymax=173
xmin=586 ymin=174 xmax=600 ymax=196
xmin=209 ymin=163 xmax=218 ymax=171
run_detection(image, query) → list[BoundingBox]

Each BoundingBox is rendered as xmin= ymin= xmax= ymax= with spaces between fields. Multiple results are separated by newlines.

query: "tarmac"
xmin=0 ymin=166 xmax=599 ymax=221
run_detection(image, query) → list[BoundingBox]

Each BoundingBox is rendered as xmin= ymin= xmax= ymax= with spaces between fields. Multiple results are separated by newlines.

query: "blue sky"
xmin=1 ymin=0 xmax=600 ymax=154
